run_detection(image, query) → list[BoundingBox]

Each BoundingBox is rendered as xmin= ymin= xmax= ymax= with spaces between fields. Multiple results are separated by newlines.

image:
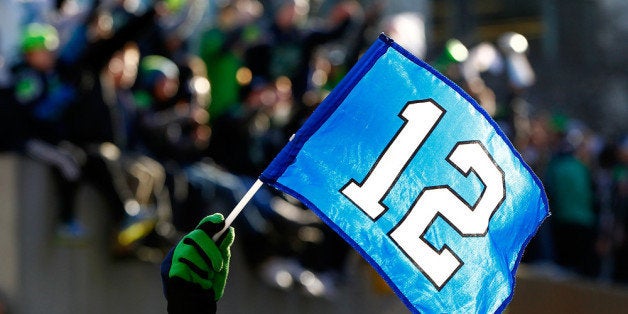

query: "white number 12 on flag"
xmin=341 ymin=99 xmax=505 ymax=290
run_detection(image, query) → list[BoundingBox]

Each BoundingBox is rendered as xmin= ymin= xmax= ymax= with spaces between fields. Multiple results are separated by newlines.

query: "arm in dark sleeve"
xmin=161 ymin=249 xmax=218 ymax=314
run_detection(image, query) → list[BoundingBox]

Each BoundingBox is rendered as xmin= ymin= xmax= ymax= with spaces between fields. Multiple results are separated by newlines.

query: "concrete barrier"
xmin=0 ymin=154 xmax=166 ymax=314
xmin=0 ymin=154 xmax=19 ymax=312
xmin=509 ymin=265 xmax=628 ymax=313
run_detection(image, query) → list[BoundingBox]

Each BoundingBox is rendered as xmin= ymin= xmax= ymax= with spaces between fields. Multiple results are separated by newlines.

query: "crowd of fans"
xmin=0 ymin=0 xmax=368 ymax=299
xmin=518 ymin=113 xmax=628 ymax=284
xmin=0 ymin=0 xmax=626 ymax=301
xmin=422 ymin=30 xmax=628 ymax=285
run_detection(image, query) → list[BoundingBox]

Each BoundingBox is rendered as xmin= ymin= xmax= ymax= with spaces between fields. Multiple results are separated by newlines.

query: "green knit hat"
xmin=137 ymin=55 xmax=179 ymax=90
xmin=433 ymin=38 xmax=468 ymax=73
xmin=163 ymin=0 xmax=186 ymax=12
xmin=21 ymin=23 xmax=59 ymax=53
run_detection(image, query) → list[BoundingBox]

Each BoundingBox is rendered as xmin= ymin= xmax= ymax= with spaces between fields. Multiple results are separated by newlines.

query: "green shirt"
xmin=545 ymin=154 xmax=596 ymax=227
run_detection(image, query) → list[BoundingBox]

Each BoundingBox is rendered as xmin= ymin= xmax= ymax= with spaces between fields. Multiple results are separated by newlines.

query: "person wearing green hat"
xmin=134 ymin=55 xmax=181 ymax=109
xmin=21 ymin=22 xmax=60 ymax=53
xmin=11 ymin=22 xmax=85 ymax=240
xmin=133 ymin=53 xmax=231 ymax=231
xmin=197 ymin=2 xmax=264 ymax=123
xmin=14 ymin=22 xmax=72 ymax=120
xmin=544 ymin=118 xmax=599 ymax=277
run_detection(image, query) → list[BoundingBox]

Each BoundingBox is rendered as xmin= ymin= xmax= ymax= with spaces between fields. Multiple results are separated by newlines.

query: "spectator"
xmin=11 ymin=22 xmax=85 ymax=239
xmin=77 ymin=42 xmax=172 ymax=258
xmin=197 ymin=0 xmax=264 ymax=122
xmin=611 ymin=137 xmax=628 ymax=282
xmin=133 ymin=54 xmax=243 ymax=239
xmin=57 ymin=3 xmax=176 ymax=256
xmin=244 ymin=0 xmax=359 ymax=110
xmin=544 ymin=117 xmax=599 ymax=277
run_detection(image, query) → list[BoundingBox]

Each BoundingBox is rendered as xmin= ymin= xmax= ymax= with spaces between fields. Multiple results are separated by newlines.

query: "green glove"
xmin=168 ymin=213 xmax=235 ymax=300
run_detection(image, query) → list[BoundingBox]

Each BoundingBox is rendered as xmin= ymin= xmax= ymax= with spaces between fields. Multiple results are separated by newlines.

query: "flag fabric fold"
xmin=260 ymin=33 xmax=549 ymax=313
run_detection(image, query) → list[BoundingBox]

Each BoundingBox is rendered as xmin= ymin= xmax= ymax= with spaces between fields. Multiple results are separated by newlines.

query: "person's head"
xmin=274 ymin=0 xmax=309 ymax=29
xmin=21 ymin=23 xmax=59 ymax=71
xmin=108 ymin=42 xmax=141 ymax=89
xmin=138 ymin=55 xmax=180 ymax=102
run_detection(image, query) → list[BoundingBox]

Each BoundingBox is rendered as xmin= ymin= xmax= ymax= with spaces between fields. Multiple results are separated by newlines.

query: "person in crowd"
xmin=76 ymin=41 xmax=173 ymax=258
xmin=8 ymin=1 xmax=178 ymax=251
xmin=133 ymin=53 xmax=246 ymax=243
xmin=209 ymin=74 xmax=350 ymax=298
xmin=517 ymin=113 xmax=557 ymax=265
xmin=544 ymin=116 xmax=599 ymax=277
xmin=11 ymin=22 xmax=86 ymax=239
xmin=595 ymin=137 xmax=624 ymax=281
xmin=208 ymin=76 xmax=288 ymax=263
xmin=197 ymin=0 xmax=265 ymax=122
xmin=206 ymin=1 xmax=365 ymax=297
xmin=57 ymin=2 xmax=178 ymax=256
xmin=208 ymin=76 xmax=286 ymax=177
xmin=609 ymin=137 xmax=628 ymax=282
xmin=244 ymin=0 xmax=359 ymax=115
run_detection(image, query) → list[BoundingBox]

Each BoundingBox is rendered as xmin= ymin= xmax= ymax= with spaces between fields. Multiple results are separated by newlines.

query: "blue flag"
xmin=260 ymin=34 xmax=549 ymax=313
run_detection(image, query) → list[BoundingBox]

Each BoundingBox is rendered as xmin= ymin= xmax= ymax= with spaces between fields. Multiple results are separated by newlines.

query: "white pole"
xmin=213 ymin=179 xmax=264 ymax=241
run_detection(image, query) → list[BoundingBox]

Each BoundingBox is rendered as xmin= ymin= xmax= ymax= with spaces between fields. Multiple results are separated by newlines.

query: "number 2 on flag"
xmin=342 ymin=99 xmax=505 ymax=290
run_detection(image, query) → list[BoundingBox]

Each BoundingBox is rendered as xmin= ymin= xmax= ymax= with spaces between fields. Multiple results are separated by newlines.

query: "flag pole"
xmin=213 ymin=179 xmax=264 ymax=241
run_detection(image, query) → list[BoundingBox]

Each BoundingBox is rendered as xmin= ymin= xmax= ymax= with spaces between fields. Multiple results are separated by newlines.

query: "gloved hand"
xmin=161 ymin=213 xmax=235 ymax=314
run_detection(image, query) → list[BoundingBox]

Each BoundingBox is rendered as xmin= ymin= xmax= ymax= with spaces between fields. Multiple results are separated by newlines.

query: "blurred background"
xmin=0 ymin=0 xmax=626 ymax=313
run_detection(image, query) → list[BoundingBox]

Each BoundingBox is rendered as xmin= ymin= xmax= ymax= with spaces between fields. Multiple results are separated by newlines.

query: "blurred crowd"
xmin=0 ymin=0 xmax=626 ymax=301
xmin=439 ymin=34 xmax=628 ymax=284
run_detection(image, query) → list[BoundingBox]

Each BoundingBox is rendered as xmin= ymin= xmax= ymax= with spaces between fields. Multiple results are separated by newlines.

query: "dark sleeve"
xmin=161 ymin=249 xmax=218 ymax=314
